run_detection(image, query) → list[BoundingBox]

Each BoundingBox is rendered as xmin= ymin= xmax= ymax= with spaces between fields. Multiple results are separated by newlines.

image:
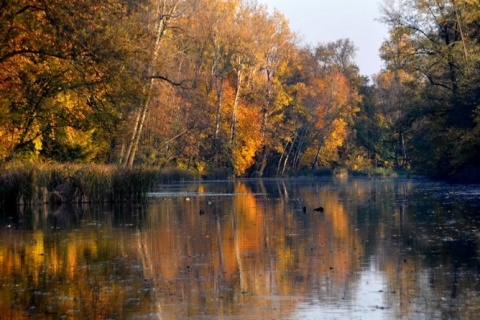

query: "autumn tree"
xmin=246 ymin=10 xmax=298 ymax=177
xmin=0 ymin=0 xmax=147 ymax=163
xmin=120 ymin=0 xmax=182 ymax=167
xmin=135 ymin=1 xmax=300 ymax=176
xmin=284 ymin=40 xmax=360 ymax=172
xmin=4 ymin=0 xmax=454 ymax=180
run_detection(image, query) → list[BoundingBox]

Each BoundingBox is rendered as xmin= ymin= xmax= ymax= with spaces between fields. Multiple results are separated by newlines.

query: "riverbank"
xmin=0 ymin=163 xmax=200 ymax=208
xmin=0 ymin=162 xmax=440 ymax=209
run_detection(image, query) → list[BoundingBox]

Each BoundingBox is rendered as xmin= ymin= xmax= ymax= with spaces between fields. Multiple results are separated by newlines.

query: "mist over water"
xmin=1 ymin=178 xmax=480 ymax=319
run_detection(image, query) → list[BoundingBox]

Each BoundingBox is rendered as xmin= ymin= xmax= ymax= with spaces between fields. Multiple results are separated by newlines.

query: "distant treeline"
xmin=0 ymin=0 xmax=478 ymax=181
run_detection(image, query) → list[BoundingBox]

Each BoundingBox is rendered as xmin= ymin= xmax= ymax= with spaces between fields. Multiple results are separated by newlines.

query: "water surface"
xmin=1 ymin=178 xmax=480 ymax=319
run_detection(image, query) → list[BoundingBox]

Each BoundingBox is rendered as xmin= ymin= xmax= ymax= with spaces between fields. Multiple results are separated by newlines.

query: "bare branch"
xmin=147 ymin=74 xmax=191 ymax=88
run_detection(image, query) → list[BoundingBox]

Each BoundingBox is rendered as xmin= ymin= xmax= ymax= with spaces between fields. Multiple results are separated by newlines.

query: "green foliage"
xmin=351 ymin=81 xmax=398 ymax=170
xmin=378 ymin=0 xmax=480 ymax=181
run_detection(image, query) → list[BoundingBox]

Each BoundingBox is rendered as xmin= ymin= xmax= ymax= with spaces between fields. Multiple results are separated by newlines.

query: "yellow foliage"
xmin=346 ymin=150 xmax=372 ymax=171
xmin=320 ymin=118 xmax=347 ymax=164
xmin=231 ymin=103 xmax=262 ymax=176
xmin=375 ymin=69 xmax=414 ymax=88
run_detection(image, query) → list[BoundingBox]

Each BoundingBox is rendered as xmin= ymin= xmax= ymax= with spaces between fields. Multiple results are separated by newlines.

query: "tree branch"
xmin=423 ymin=73 xmax=452 ymax=91
xmin=147 ymin=74 xmax=190 ymax=88
xmin=0 ymin=49 xmax=66 ymax=63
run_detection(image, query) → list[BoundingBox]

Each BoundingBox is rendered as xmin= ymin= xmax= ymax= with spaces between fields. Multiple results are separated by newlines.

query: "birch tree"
xmin=121 ymin=0 xmax=181 ymax=167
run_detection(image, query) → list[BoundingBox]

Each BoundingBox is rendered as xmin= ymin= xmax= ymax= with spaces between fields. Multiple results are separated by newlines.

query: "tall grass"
xmin=155 ymin=168 xmax=201 ymax=183
xmin=349 ymin=167 xmax=398 ymax=178
xmin=0 ymin=163 xmax=200 ymax=208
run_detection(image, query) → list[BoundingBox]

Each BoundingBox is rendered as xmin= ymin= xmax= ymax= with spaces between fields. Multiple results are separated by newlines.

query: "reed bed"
xmin=0 ymin=163 xmax=200 ymax=208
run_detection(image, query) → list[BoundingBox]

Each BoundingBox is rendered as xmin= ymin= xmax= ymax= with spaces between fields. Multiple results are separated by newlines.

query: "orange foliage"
xmin=231 ymin=103 xmax=262 ymax=176
xmin=301 ymin=69 xmax=360 ymax=167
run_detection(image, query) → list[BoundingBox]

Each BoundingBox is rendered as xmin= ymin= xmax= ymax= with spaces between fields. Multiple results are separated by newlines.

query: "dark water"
xmin=1 ymin=178 xmax=480 ymax=319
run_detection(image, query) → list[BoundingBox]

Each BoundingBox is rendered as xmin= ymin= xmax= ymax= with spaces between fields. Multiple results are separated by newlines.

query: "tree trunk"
xmin=255 ymin=145 xmax=269 ymax=177
xmin=281 ymin=135 xmax=297 ymax=175
xmin=122 ymin=0 xmax=178 ymax=166
xmin=230 ymin=68 xmax=242 ymax=145
xmin=214 ymin=79 xmax=224 ymax=146
xmin=311 ymin=143 xmax=322 ymax=170
xmin=292 ymin=128 xmax=308 ymax=170
xmin=452 ymin=0 xmax=469 ymax=62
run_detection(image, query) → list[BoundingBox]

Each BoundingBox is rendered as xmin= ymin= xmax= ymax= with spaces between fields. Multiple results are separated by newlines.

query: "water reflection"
xmin=1 ymin=178 xmax=480 ymax=319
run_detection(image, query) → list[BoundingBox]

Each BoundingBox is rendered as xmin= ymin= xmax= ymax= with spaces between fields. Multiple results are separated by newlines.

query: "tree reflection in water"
xmin=0 ymin=178 xmax=479 ymax=319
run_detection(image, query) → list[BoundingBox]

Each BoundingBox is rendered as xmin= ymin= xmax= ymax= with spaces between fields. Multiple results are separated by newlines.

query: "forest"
xmin=1 ymin=0 xmax=479 ymax=181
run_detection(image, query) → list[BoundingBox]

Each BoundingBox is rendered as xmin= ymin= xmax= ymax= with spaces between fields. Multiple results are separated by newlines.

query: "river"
xmin=1 ymin=177 xmax=480 ymax=319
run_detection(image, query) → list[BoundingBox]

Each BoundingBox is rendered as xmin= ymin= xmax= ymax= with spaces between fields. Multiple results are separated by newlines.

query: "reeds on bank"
xmin=0 ymin=163 xmax=199 ymax=207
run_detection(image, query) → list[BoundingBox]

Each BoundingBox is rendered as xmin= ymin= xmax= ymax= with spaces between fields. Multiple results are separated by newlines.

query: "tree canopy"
xmin=378 ymin=0 xmax=480 ymax=180
xmin=1 ymin=0 xmax=478 ymax=181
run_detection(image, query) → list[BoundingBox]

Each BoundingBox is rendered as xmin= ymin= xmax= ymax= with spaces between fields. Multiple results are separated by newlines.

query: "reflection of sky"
xmin=293 ymin=258 xmax=392 ymax=319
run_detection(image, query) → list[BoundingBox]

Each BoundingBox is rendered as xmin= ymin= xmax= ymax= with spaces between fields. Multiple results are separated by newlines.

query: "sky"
xmin=258 ymin=0 xmax=389 ymax=78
